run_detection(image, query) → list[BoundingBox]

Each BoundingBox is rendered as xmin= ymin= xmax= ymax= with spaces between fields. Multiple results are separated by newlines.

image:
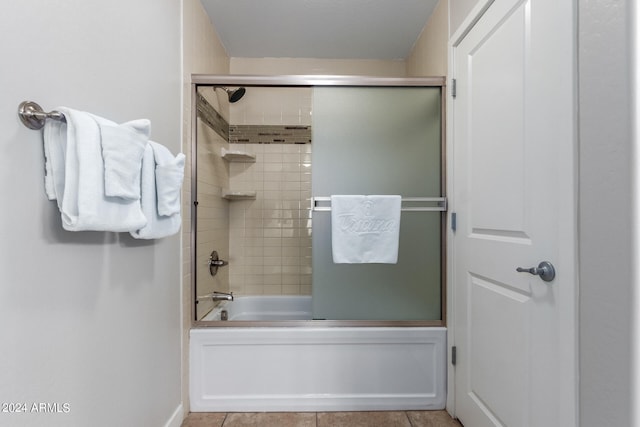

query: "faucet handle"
xmin=208 ymin=250 xmax=229 ymax=276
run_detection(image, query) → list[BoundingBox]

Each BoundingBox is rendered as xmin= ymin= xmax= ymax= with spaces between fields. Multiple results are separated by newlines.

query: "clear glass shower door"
xmin=311 ymin=86 xmax=443 ymax=321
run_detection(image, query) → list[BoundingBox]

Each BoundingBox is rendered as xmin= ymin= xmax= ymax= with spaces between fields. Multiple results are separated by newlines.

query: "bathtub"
xmin=203 ymin=295 xmax=313 ymax=321
xmin=190 ymin=296 xmax=446 ymax=412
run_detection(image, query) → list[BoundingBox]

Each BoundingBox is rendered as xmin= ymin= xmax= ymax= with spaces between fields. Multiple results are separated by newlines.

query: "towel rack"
xmin=18 ymin=101 xmax=65 ymax=130
xmin=311 ymin=196 xmax=447 ymax=212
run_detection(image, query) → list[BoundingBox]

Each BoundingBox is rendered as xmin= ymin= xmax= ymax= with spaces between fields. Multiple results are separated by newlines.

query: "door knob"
xmin=516 ymin=261 xmax=555 ymax=282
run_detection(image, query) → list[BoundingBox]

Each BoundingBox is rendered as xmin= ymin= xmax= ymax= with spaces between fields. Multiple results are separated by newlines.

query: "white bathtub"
xmin=203 ymin=295 xmax=312 ymax=321
xmin=190 ymin=296 xmax=447 ymax=412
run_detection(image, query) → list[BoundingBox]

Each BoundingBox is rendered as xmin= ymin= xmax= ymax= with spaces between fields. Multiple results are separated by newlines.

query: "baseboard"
xmin=192 ymin=393 xmax=445 ymax=412
xmin=164 ymin=403 xmax=184 ymax=427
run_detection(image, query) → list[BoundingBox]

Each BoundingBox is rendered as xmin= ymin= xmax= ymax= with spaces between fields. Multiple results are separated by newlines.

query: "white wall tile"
xmin=226 ymin=84 xmax=313 ymax=295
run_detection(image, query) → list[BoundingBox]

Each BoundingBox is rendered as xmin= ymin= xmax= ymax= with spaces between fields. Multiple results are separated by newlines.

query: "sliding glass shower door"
xmin=311 ymin=87 xmax=443 ymax=321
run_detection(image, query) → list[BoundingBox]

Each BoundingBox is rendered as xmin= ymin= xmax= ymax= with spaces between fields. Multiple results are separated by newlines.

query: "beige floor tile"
xmin=222 ymin=412 xmax=316 ymax=427
xmin=317 ymin=411 xmax=410 ymax=427
xmin=406 ymin=410 xmax=463 ymax=427
xmin=181 ymin=412 xmax=227 ymax=427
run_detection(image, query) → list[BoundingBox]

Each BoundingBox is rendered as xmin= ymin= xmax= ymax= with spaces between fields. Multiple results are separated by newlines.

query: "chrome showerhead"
xmin=221 ymin=87 xmax=246 ymax=103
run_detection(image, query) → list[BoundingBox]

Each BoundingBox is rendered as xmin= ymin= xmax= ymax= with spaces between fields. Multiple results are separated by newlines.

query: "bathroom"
xmin=0 ymin=1 xmax=636 ymax=427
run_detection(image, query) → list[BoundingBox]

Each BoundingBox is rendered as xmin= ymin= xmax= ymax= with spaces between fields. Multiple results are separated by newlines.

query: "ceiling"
xmin=200 ymin=0 xmax=440 ymax=60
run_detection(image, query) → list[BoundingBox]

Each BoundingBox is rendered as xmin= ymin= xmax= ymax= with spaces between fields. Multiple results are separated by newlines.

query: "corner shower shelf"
xmin=222 ymin=190 xmax=257 ymax=200
xmin=221 ymin=148 xmax=256 ymax=163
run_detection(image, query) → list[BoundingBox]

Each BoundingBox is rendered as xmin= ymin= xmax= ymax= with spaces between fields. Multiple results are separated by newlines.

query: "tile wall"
xmin=230 ymin=87 xmax=313 ymax=126
xmin=194 ymin=86 xmax=313 ymax=296
xmin=226 ymin=87 xmax=313 ymax=295
xmin=227 ymin=141 xmax=312 ymax=295
xmin=195 ymin=104 xmax=230 ymax=318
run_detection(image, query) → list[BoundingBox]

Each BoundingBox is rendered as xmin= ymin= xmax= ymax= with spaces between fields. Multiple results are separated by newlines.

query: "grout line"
xmin=405 ymin=411 xmax=414 ymax=427
xmin=220 ymin=412 xmax=228 ymax=427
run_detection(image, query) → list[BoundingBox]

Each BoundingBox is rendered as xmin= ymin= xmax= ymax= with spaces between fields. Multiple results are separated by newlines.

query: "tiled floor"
xmin=181 ymin=411 xmax=463 ymax=427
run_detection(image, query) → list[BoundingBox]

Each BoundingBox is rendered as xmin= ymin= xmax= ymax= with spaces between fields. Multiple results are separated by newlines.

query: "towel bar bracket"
xmin=18 ymin=101 xmax=65 ymax=130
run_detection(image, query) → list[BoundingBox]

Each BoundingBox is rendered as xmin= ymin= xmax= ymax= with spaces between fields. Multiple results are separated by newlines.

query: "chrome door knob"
xmin=516 ymin=261 xmax=556 ymax=282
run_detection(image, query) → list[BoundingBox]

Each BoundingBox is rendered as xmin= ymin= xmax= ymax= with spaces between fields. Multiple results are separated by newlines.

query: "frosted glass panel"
xmin=311 ymin=87 xmax=442 ymax=321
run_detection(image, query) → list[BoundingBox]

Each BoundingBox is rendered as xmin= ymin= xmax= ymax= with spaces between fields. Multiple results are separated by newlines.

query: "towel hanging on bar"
xmin=20 ymin=100 xmax=185 ymax=238
xmin=330 ymin=195 xmax=402 ymax=264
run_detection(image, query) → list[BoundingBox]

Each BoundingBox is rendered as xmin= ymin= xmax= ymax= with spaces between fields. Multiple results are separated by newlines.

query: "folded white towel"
xmin=44 ymin=107 xmax=147 ymax=232
xmin=99 ymin=119 xmax=150 ymax=200
xmin=130 ymin=141 xmax=183 ymax=239
xmin=330 ymin=195 xmax=402 ymax=264
xmin=43 ymin=118 xmax=68 ymax=204
xmin=152 ymin=142 xmax=185 ymax=216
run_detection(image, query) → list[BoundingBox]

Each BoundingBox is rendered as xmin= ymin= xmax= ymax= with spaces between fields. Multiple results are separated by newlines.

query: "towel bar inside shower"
xmin=311 ymin=197 xmax=447 ymax=212
xmin=18 ymin=101 xmax=66 ymax=130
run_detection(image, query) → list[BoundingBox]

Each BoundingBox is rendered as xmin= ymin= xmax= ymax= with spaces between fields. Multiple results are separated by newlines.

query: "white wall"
xmin=635 ymin=2 xmax=640 ymax=426
xmin=406 ymin=0 xmax=449 ymax=77
xmin=0 ymin=2 xmax=182 ymax=427
xmin=578 ymin=0 xmax=633 ymax=425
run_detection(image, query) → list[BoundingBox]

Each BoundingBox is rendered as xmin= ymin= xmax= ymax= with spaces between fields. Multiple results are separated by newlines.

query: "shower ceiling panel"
xmin=200 ymin=0 xmax=440 ymax=60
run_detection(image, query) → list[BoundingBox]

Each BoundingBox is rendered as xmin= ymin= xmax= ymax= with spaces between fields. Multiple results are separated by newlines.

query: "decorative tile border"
xmin=229 ymin=125 xmax=312 ymax=144
xmin=196 ymin=94 xmax=312 ymax=145
xmin=196 ymin=92 xmax=229 ymax=141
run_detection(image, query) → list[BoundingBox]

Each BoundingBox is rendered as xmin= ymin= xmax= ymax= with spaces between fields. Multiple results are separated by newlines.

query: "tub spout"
xmin=197 ymin=291 xmax=234 ymax=302
xmin=212 ymin=291 xmax=234 ymax=301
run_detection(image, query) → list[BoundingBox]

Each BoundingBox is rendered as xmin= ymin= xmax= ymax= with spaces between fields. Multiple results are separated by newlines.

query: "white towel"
xmin=99 ymin=119 xmax=150 ymax=200
xmin=153 ymin=143 xmax=185 ymax=217
xmin=43 ymin=107 xmax=148 ymax=232
xmin=130 ymin=141 xmax=183 ymax=239
xmin=331 ymin=195 xmax=402 ymax=264
xmin=43 ymin=118 xmax=67 ymax=203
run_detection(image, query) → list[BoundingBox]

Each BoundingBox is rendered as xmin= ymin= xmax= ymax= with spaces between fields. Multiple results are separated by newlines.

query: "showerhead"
xmin=221 ymin=87 xmax=246 ymax=103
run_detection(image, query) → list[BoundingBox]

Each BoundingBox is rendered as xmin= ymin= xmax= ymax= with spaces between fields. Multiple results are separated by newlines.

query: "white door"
xmin=451 ymin=0 xmax=577 ymax=426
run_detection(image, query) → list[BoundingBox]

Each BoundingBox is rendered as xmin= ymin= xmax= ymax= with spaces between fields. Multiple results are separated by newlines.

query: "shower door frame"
xmin=190 ymin=74 xmax=447 ymax=328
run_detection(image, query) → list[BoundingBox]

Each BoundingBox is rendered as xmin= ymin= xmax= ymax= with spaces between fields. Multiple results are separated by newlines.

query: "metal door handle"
xmin=516 ymin=261 xmax=555 ymax=282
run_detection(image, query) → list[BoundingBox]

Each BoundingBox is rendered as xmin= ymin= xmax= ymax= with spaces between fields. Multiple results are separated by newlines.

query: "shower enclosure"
xmin=191 ymin=75 xmax=445 ymax=325
xmin=189 ymin=75 xmax=447 ymax=411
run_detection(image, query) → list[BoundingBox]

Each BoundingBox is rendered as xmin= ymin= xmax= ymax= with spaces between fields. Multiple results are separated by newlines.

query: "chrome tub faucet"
xmin=211 ymin=291 xmax=234 ymax=301
xmin=196 ymin=291 xmax=234 ymax=302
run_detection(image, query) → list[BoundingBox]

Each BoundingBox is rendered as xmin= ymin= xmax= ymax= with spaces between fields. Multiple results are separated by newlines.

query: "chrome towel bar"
xmin=18 ymin=101 xmax=65 ymax=130
xmin=311 ymin=196 xmax=447 ymax=212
